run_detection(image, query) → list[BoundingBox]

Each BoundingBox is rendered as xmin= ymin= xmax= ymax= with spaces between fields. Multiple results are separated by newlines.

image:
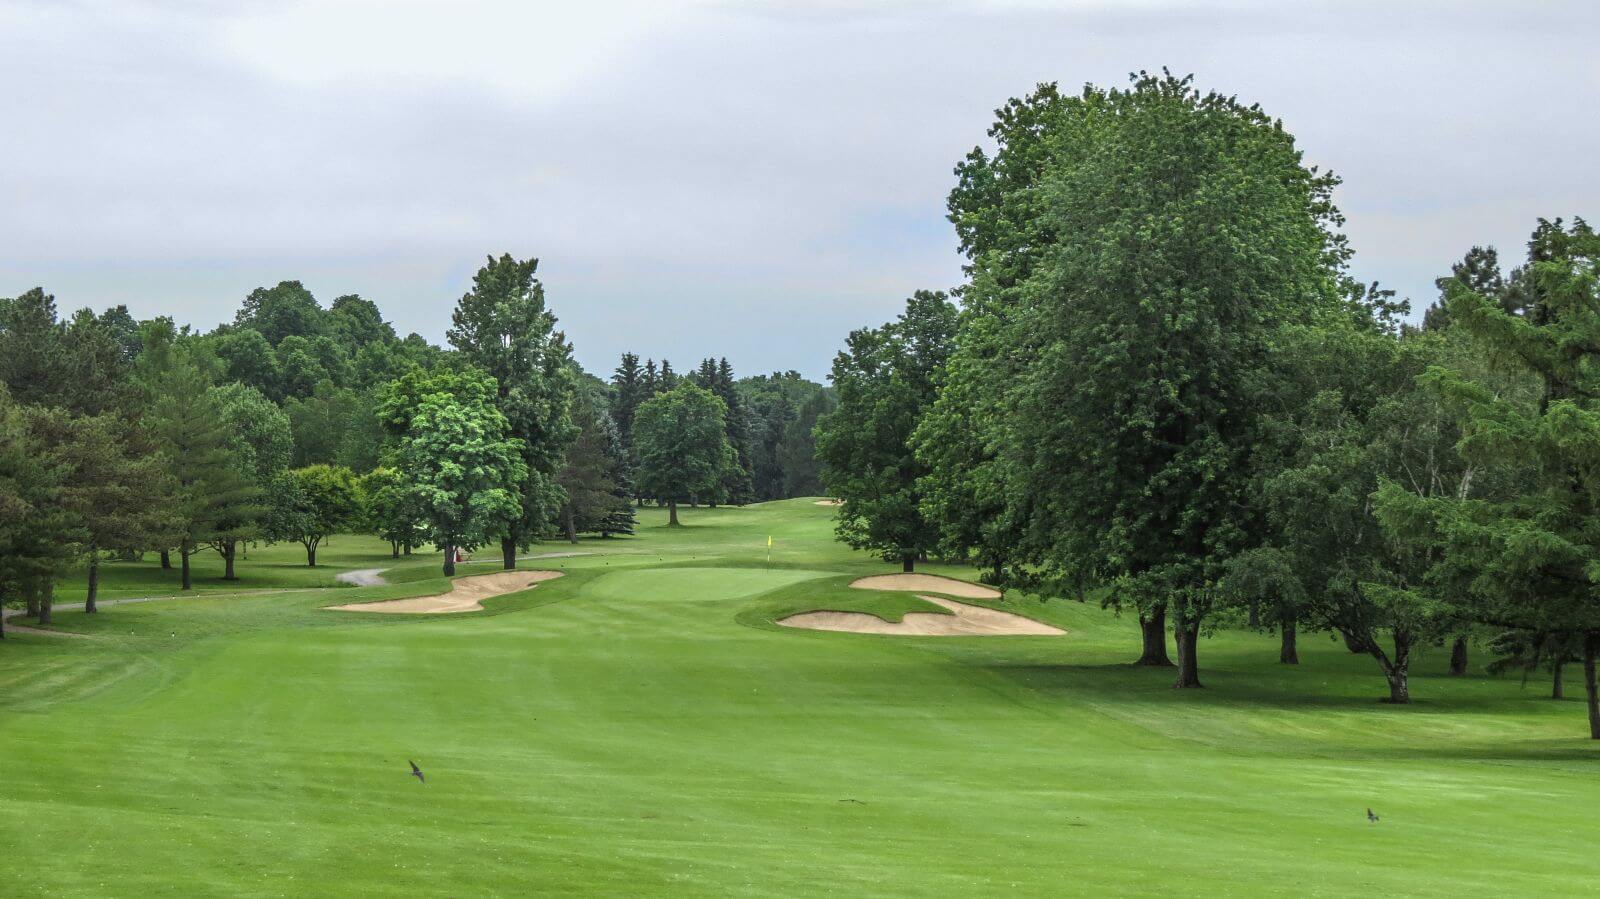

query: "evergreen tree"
xmin=146 ymin=348 xmax=264 ymax=589
xmin=1377 ymin=218 xmax=1600 ymax=735
xmin=778 ymin=389 xmax=835 ymax=498
xmin=1423 ymin=246 xmax=1506 ymax=331
xmin=611 ymin=352 xmax=646 ymax=448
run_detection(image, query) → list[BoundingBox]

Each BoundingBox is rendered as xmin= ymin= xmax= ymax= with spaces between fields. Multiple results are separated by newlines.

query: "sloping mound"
xmin=327 ymin=570 xmax=563 ymax=614
xmin=779 ymin=595 xmax=1063 ymax=636
xmin=849 ymin=573 xmax=1001 ymax=599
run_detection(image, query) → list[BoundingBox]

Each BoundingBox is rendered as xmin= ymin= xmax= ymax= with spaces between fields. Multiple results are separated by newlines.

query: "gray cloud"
xmin=4 ymin=0 xmax=1596 ymax=379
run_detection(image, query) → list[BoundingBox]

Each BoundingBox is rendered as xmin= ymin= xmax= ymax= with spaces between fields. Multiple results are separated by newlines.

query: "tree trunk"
xmin=306 ymin=542 xmax=317 ymax=567
xmin=443 ymin=544 xmax=456 ymax=576
xmin=86 ymin=554 xmax=100 ymax=614
xmin=1584 ymin=632 xmax=1600 ymax=740
xmin=404 ymin=543 xmax=412 ymax=556
xmin=901 ymin=555 xmax=915 ymax=573
xmin=1173 ymin=619 xmax=1202 ymax=688
xmin=160 ymin=549 xmax=171 ymax=569
xmin=668 ymin=499 xmax=679 ymax=526
xmin=1279 ymin=616 xmax=1299 ymax=665
xmin=391 ymin=541 xmax=400 ymax=558
xmin=1553 ymin=658 xmax=1566 ymax=700
xmin=1341 ymin=629 xmax=1366 ymax=654
xmin=1448 ymin=635 xmax=1469 ymax=676
xmin=1136 ymin=607 xmax=1174 ymax=667
xmin=501 ymin=535 xmax=516 ymax=570
xmin=37 ymin=582 xmax=53 ymax=625
xmin=1246 ymin=601 xmax=1260 ymax=629
xmin=563 ymin=505 xmax=578 ymax=544
xmin=181 ymin=541 xmax=193 ymax=591
xmin=1375 ymin=629 xmax=1411 ymax=704
xmin=222 ymin=540 xmax=237 ymax=580
xmin=25 ymin=585 xmax=39 ymax=619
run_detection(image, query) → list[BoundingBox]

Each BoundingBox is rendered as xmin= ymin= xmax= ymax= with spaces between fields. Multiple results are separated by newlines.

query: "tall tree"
xmin=0 ymin=389 xmax=78 ymax=630
xmin=611 ymin=352 xmax=646 ymax=448
xmin=0 ymin=287 xmax=67 ymax=407
xmin=447 ymin=254 xmax=579 ymax=569
xmin=29 ymin=410 xmax=174 ymax=612
xmin=378 ymin=368 xmax=527 ymax=575
xmin=816 ymin=290 xmax=956 ymax=572
xmin=985 ymin=72 xmax=1349 ymax=686
xmin=1378 ymin=218 xmax=1600 ymax=735
xmin=556 ymin=389 xmax=632 ymax=541
xmin=778 ymin=388 xmax=835 ymax=498
xmin=632 ymin=384 xmax=734 ymax=526
xmin=146 ymin=349 xmax=264 ymax=589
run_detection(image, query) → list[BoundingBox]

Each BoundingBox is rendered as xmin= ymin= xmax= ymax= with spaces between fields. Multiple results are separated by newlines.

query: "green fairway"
xmin=3 ymin=498 xmax=1598 ymax=896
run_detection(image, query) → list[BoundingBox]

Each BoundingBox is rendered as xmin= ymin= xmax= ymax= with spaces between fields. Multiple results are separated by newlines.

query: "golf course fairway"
xmin=3 ymin=498 xmax=1598 ymax=896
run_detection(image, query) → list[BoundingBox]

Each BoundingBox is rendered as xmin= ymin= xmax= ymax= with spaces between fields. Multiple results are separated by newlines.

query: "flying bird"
xmin=1366 ymin=808 xmax=1379 ymax=823
xmin=409 ymin=760 xmax=425 ymax=784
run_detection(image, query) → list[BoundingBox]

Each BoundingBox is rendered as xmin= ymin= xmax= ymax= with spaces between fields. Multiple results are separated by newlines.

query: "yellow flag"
xmin=767 ymin=535 xmax=773 ymax=547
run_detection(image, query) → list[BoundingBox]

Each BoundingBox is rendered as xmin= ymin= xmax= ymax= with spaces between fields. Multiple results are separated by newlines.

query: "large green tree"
xmin=447 ymin=254 xmax=578 ymax=568
xmin=265 ymin=464 xmax=360 ymax=566
xmin=632 ymin=384 xmax=734 ymax=526
xmin=980 ymin=73 xmax=1349 ymax=686
xmin=378 ymin=368 xmax=527 ymax=575
xmin=816 ymin=290 xmax=956 ymax=572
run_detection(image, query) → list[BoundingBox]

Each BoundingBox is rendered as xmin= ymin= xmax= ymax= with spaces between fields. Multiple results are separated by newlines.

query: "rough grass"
xmin=2 ymin=499 xmax=1597 ymax=896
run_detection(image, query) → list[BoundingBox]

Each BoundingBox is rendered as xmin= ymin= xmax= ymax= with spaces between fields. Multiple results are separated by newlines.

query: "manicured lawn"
xmin=2 ymin=499 xmax=1597 ymax=895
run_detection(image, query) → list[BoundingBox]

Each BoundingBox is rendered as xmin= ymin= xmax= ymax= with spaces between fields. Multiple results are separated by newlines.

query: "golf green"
xmin=2 ymin=499 xmax=1597 ymax=896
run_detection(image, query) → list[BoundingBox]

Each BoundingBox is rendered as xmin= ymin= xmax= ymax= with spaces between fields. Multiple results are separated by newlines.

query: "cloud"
xmin=3 ymin=1 xmax=1596 ymax=378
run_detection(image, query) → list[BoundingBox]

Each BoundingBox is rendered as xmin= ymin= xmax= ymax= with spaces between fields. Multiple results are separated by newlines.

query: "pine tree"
xmin=146 ymin=350 xmax=264 ymax=590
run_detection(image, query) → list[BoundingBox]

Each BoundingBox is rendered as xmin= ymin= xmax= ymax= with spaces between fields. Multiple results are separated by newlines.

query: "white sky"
xmin=4 ymin=0 xmax=1596 ymax=379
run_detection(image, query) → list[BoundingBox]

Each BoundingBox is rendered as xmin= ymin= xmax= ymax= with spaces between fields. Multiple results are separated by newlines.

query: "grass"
xmin=2 ymin=498 xmax=1598 ymax=896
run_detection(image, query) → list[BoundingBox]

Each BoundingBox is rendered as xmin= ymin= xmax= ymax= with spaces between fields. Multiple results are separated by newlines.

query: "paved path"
xmin=335 ymin=568 xmax=388 ymax=587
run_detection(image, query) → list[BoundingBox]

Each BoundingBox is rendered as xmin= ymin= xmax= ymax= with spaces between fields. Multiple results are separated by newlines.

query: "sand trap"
xmin=326 ymin=570 xmax=563 ymax=614
xmin=814 ymin=499 xmax=842 ymax=506
xmin=778 ymin=571 xmax=1060 ymax=636
xmin=849 ymin=573 xmax=1001 ymax=599
xmin=779 ymin=595 xmax=1064 ymax=636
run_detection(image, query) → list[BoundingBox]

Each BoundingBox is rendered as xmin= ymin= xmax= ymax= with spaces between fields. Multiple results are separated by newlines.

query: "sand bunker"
xmin=327 ymin=570 xmax=563 ymax=614
xmin=814 ymin=499 xmax=842 ymax=506
xmin=778 ymin=572 xmax=1061 ymax=636
xmin=780 ymin=595 xmax=1063 ymax=636
xmin=849 ymin=573 xmax=1002 ymax=599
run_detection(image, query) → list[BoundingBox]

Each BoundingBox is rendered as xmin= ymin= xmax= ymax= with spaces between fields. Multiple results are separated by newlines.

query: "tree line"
xmin=815 ymin=71 xmax=1600 ymax=739
xmin=606 ymin=352 xmax=833 ymax=522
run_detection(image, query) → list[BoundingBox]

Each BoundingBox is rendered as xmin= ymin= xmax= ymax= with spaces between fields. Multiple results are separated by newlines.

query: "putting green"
xmin=2 ymin=499 xmax=1598 ymax=895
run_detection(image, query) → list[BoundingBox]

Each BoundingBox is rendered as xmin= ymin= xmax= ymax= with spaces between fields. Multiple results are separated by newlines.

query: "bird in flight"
xmin=1366 ymin=808 xmax=1379 ymax=823
xmin=409 ymin=760 xmax=425 ymax=784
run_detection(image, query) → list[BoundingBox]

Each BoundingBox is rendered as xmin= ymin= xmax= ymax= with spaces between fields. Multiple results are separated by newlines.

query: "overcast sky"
xmin=4 ymin=1 xmax=1596 ymax=380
